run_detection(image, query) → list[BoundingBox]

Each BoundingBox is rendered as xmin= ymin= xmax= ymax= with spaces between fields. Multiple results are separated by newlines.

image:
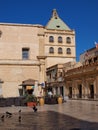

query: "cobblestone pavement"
xmin=0 ymin=100 xmax=98 ymax=130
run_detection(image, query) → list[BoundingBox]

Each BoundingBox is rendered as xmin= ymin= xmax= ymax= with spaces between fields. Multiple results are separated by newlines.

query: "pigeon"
xmin=18 ymin=109 xmax=21 ymax=116
xmin=33 ymin=105 xmax=37 ymax=112
xmin=18 ymin=109 xmax=21 ymax=113
xmin=6 ymin=111 xmax=12 ymax=118
xmin=1 ymin=115 xmax=4 ymax=121
xmin=18 ymin=116 xmax=21 ymax=123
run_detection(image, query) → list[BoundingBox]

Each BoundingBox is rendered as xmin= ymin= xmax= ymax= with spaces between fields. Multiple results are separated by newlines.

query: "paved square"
xmin=0 ymin=100 xmax=98 ymax=130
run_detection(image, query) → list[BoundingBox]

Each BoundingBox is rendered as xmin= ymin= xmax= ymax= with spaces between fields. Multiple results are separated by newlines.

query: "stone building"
xmin=0 ymin=9 xmax=76 ymax=97
xmin=46 ymin=46 xmax=98 ymax=100
xmin=46 ymin=61 xmax=81 ymax=99
xmin=46 ymin=64 xmax=65 ymax=97
xmin=65 ymin=47 xmax=98 ymax=100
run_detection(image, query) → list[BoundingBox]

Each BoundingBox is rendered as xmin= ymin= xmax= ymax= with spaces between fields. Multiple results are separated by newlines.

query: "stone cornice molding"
xmin=0 ymin=59 xmax=40 ymax=66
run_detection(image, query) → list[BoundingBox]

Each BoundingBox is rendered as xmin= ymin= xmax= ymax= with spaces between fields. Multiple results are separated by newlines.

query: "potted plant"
xmin=24 ymin=94 xmax=37 ymax=107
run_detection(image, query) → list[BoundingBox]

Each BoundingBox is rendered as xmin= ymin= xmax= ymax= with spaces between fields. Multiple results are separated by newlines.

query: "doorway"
xmin=60 ymin=86 xmax=64 ymax=97
xmin=90 ymin=84 xmax=94 ymax=98
xmin=78 ymin=85 xmax=82 ymax=98
xmin=69 ymin=87 xmax=72 ymax=98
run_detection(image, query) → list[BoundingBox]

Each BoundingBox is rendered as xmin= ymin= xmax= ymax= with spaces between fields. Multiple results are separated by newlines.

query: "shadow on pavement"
xmin=0 ymin=111 xmax=98 ymax=130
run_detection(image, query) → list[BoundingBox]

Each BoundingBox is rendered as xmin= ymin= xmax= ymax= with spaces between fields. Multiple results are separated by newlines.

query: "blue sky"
xmin=0 ymin=0 xmax=98 ymax=61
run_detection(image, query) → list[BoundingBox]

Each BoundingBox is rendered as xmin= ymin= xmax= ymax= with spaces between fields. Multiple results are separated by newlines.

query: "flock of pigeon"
xmin=1 ymin=105 xmax=38 ymax=123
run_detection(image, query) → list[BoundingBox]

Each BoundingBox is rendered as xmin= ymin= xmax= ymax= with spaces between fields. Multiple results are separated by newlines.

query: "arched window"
xmin=58 ymin=36 xmax=62 ymax=43
xmin=58 ymin=47 xmax=63 ymax=54
xmin=49 ymin=36 xmax=54 ymax=42
xmin=66 ymin=37 xmax=71 ymax=43
xmin=66 ymin=48 xmax=71 ymax=54
xmin=49 ymin=47 xmax=54 ymax=53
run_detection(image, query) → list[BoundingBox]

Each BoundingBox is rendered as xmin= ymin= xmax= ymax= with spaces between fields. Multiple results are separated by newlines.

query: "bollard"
xmin=39 ymin=98 xmax=44 ymax=106
xmin=58 ymin=97 xmax=62 ymax=104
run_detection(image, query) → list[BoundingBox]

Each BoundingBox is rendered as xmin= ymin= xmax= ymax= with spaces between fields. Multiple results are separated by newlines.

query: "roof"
xmin=20 ymin=79 xmax=36 ymax=86
xmin=46 ymin=9 xmax=71 ymax=30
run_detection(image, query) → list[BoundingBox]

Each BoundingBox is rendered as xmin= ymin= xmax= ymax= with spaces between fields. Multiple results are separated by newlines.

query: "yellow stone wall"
xmin=0 ymin=23 xmax=76 ymax=97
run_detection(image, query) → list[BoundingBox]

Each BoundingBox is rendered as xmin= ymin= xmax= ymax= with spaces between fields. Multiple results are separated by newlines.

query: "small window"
xmin=56 ymin=25 xmax=60 ymax=28
xmin=22 ymin=48 xmax=29 ymax=59
xmin=0 ymin=30 xmax=2 ymax=37
xmin=58 ymin=47 xmax=63 ymax=54
xmin=49 ymin=47 xmax=54 ymax=53
xmin=58 ymin=36 xmax=62 ymax=43
xmin=66 ymin=37 xmax=71 ymax=43
xmin=66 ymin=48 xmax=71 ymax=54
xmin=49 ymin=36 xmax=54 ymax=42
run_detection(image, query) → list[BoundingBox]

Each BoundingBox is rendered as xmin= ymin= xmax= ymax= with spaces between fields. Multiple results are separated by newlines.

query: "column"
xmin=82 ymin=79 xmax=88 ymax=99
xmin=95 ymin=76 xmax=98 ymax=99
xmin=73 ymin=81 xmax=77 ymax=99
xmin=39 ymin=59 xmax=45 ymax=96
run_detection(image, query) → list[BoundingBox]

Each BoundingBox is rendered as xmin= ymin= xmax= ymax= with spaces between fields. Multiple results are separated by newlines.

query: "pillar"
xmin=95 ymin=76 xmax=98 ymax=99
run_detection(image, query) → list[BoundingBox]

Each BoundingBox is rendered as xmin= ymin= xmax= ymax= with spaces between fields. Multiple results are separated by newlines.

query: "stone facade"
xmin=46 ymin=47 xmax=98 ymax=100
xmin=46 ymin=64 xmax=65 ymax=98
xmin=0 ymin=9 xmax=76 ymax=97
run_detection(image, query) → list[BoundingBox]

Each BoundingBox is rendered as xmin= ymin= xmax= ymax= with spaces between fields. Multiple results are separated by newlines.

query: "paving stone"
xmin=0 ymin=100 xmax=98 ymax=130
